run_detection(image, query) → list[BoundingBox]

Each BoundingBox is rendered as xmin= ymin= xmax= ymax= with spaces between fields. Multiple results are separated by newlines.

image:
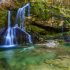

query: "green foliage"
xmin=31 ymin=2 xmax=51 ymax=20
xmin=27 ymin=25 xmax=46 ymax=33
xmin=31 ymin=1 xmax=70 ymax=25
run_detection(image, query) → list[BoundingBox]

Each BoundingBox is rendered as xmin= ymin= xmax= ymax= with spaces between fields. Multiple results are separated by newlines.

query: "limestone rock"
xmin=46 ymin=40 xmax=59 ymax=48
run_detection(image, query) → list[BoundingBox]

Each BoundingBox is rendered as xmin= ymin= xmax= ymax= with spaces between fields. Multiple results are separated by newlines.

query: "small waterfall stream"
xmin=5 ymin=11 xmax=16 ymax=46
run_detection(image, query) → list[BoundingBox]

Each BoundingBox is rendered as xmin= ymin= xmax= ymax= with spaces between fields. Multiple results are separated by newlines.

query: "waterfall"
xmin=3 ymin=3 xmax=32 ymax=47
xmin=15 ymin=3 xmax=32 ymax=44
xmin=4 ymin=11 xmax=17 ymax=46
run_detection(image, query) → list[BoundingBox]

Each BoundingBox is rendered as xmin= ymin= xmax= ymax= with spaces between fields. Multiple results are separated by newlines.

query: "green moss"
xmin=0 ymin=9 xmax=7 ymax=28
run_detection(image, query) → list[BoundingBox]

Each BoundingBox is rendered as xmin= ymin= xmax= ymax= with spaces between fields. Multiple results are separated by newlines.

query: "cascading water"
xmin=2 ymin=3 xmax=32 ymax=47
xmin=15 ymin=3 xmax=32 ymax=44
xmin=4 ymin=11 xmax=17 ymax=46
xmin=5 ymin=11 xmax=13 ymax=45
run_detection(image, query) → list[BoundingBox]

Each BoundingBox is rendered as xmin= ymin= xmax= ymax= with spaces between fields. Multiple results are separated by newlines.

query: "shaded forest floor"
xmin=0 ymin=43 xmax=70 ymax=70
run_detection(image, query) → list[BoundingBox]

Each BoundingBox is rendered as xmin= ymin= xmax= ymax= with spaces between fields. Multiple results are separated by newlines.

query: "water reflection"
xmin=0 ymin=47 xmax=15 ymax=70
xmin=4 ymin=50 xmax=14 ymax=63
xmin=0 ymin=58 xmax=11 ymax=70
xmin=0 ymin=45 xmax=16 ymax=68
